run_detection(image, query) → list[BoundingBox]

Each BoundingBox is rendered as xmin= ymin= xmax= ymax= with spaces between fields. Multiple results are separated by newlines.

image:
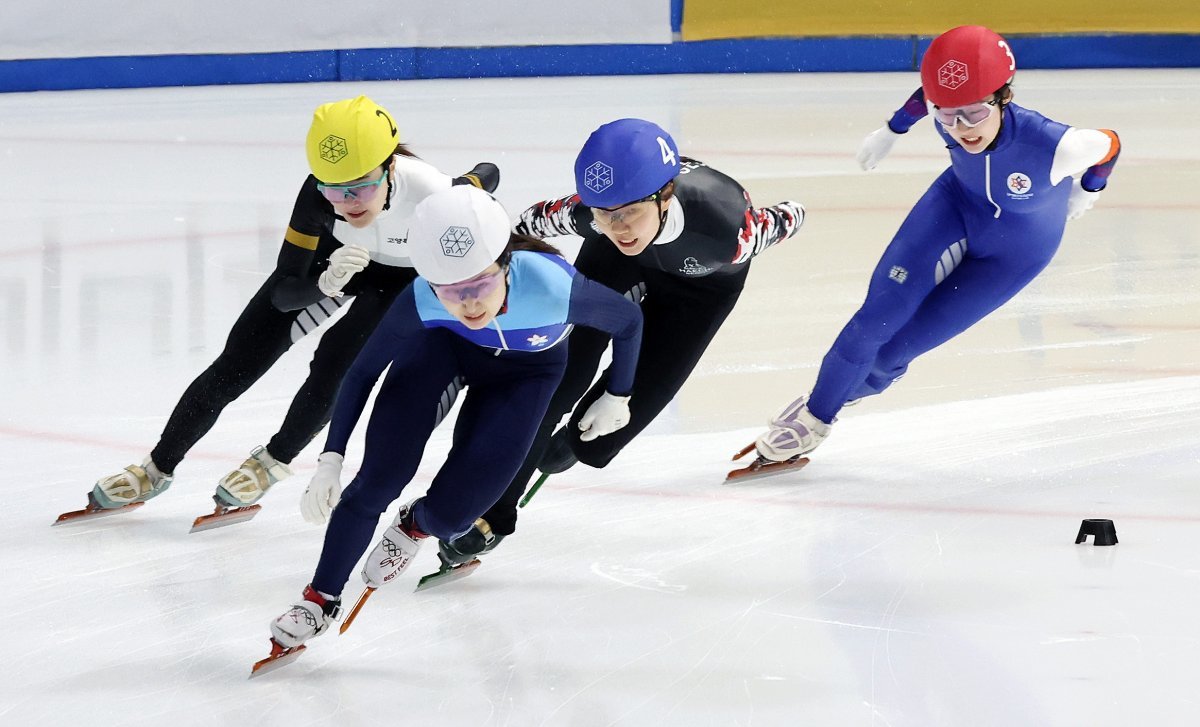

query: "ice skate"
xmin=538 ymin=427 xmax=579 ymax=475
xmin=340 ymin=503 xmax=428 ymax=634
xmin=362 ymin=502 xmax=429 ymax=587
xmin=194 ymin=446 xmax=292 ymax=532
xmin=725 ymin=442 xmax=810 ymax=483
xmin=518 ymin=471 xmax=551 ymax=508
xmin=215 ymin=445 xmax=293 ymax=506
xmin=252 ymin=585 xmax=341 ymax=678
xmin=416 ymin=518 xmax=506 ymax=591
xmin=55 ymin=459 xmax=173 ymax=526
xmin=726 ymin=396 xmax=829 ymax=483
xmin=515 ymin=428 xmax=576 ymax=509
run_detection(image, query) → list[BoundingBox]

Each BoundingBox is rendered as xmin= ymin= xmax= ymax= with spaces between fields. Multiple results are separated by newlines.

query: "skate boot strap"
xmin=244 ymin=446 xmax=294 ymax=486
xmin=120 ymin=464 xmax=153 ymax=497
xmin=302 ymin=584 xmax=343 ymax=619
xmin=94 ymin=462 xmax=172 ymax=504
xmin=474 ymin=518 xmax=495 ymax=545
xmin=396 ymin=506 xmax=430 ymax=540
xmin=399 ymin=518 xmax=429 ymax=540
xmin=219 ymin=448 xmax=294 ymax=503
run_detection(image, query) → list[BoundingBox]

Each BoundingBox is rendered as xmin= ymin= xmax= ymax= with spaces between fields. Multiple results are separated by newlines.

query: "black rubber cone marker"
xmin=1075 ymin=518 xmax=1118 ymax=546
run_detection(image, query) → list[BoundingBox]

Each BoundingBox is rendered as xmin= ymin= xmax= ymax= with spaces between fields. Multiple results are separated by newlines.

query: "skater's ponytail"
xmin=498 ymin=233 xmax=563 ymax=267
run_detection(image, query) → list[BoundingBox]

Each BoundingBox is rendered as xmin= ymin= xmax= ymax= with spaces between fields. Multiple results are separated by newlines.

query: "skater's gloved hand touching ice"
xmin=300 ymin=452 xmax=344 ymax=524
xmin=318 ymin=244 xmax=370 ymax=298
xmin=578 ymin=391 xmax=632 ymax=442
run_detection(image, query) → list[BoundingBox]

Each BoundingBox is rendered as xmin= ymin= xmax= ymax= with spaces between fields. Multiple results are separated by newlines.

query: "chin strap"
xmin=381 ymin=161 xmax=396 ymax=212
xmin=646 ymin=196 xmax=670 ymax=246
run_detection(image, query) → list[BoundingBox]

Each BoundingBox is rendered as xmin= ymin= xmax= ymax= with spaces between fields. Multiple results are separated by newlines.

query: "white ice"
xmin=2 ymin=70 xmax=1199 ymax=727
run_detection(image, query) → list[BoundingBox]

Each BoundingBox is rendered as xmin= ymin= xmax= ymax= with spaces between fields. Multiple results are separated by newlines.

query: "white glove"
xmin=1067 ymin=179 xmax=1101 ymax=221
xmin=856 ymin=124 xmax=901 ymax=171
xmin=318 ymin=245 xmax=370 ymax=298
xmin=300 ymin=452 xmax=344 ymax=525
xmin=578 ymin=392 xmax=632 ymax=442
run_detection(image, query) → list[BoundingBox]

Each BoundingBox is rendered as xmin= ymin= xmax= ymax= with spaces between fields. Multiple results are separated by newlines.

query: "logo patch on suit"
xmin=1006 ymin=172 xmax=1033 ymax=200
xmin=888 ymin=265 xmax=909 ymax=284
xmin=680 ymin=257 xmax=712 ymax=276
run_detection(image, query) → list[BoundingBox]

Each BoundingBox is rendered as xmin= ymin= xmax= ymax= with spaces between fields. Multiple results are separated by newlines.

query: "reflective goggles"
xmin=316 ymin=174 xmax=386 ymax=204
xmin=429 ymin=267 xmax=506 ymax=303
xmin=591 ymin=192 xmax=661 ymax=227
xmin=933 ymin=100 xmax=998 ymax=129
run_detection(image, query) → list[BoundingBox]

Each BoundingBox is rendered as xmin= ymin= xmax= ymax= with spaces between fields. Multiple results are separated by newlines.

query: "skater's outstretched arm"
xmin=857 ymin=87 xmax=929 ymax=171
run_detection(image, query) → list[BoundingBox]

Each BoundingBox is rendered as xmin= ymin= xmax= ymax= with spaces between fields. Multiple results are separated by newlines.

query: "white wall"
xmin=0 ymin=1 xmax=671 ymax=61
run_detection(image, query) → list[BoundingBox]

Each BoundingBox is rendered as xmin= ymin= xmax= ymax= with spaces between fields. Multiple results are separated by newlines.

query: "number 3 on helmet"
xmin=919 ymin=25 xmax=1017 ymax=108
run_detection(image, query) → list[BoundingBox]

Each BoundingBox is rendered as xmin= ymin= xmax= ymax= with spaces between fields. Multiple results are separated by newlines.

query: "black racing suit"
xmin=478 ymin=158 xmax=803 ymax=535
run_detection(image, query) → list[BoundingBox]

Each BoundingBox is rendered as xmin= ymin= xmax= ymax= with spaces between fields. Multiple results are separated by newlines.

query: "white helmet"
xmin=408 ymin=186 xmax=512 ymax=284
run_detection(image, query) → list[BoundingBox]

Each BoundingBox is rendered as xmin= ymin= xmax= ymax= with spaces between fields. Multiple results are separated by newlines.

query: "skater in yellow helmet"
xmin=62 ymin=95 xmax=499 ymax=530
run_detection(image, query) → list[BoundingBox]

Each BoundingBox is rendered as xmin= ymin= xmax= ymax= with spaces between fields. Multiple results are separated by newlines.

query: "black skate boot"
xmin=538 ymin=427 xmax=578 ymax=475
xmin=416 ymin=518 xmax=505 ymax=592
xmin=439 ymin=518 xmax=506 ymax=565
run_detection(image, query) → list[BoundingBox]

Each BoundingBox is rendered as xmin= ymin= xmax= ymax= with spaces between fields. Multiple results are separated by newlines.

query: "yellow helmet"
xmin=305 ymin=96 xmax=400 ymax=184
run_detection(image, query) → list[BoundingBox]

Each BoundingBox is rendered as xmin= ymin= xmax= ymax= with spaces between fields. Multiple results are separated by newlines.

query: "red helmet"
xmin=920 ymin=25 xmax=1016 ymax=107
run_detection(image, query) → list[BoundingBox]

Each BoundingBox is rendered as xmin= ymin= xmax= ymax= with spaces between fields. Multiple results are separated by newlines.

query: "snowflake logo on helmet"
xmin=319 ymin=134 xmax=348 ymax=164
xmin=439 ymin=226 xmax=475 ymax=258
xmin=583 ymin=161 xmax=614 ymax=195
xmin=937 ymin=60 xmax=970 ymax=90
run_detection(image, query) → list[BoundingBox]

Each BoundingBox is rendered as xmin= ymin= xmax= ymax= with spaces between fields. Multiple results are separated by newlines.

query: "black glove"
xmin=453 ymin=162 xmax=500 ymax=193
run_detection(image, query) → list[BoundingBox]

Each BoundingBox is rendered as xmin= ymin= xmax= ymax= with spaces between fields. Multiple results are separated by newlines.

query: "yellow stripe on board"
xmin=284 ymin=227 xmax=320 ymax=250
xmin=682 ymin=1 xmax=1200 ymax=40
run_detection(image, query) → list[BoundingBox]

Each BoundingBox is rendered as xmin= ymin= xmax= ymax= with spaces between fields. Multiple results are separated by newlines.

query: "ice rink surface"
xmin=3 ymin=69 xmax=1199 ymax=726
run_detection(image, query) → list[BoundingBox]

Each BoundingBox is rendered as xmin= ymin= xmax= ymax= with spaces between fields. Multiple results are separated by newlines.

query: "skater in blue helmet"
xmin=436 ymin=117 xmax=807 ymax=565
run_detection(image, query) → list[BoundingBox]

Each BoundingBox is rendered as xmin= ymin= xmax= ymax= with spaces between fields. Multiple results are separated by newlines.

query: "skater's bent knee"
xmin=336 ymin=486 xmax=394 ymax=521
xmin=574 ymin=444 xmax=617 ymax=469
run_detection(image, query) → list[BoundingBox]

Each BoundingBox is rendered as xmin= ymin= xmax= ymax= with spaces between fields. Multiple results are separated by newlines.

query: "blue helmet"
xmin=574 ymin=119 xmax=680 ymax=209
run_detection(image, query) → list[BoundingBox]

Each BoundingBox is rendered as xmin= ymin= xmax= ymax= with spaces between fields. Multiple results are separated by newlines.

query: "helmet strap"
xmin=642 ymin=187 xmax=673 ymax=246
xmin=381 ymin=158 xmax=396 ymax=212
xmin=498 ymin=266 xmax=510 ymax=315
xmin=986 ymin=104 xmax=1007 ymax=152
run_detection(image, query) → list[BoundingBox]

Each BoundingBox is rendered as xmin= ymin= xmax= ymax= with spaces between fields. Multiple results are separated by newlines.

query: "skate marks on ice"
xmin=589 ymin=563 xmax=688 ymax=594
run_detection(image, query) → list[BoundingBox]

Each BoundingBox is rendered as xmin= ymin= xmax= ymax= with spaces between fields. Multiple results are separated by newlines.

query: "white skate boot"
xmin=755 ymin=395 xmax=833 ymax=462
xmin=251 ymin=585 xmax=342 ymax=677
xmin=727 ymin=396 xmax=831 ymax=483
xmin=363 ymin=502 xmax=429 ymax=588
xmin=335 ymin=503 xmax=431 ymax=637
xmin=269 ymin=584 xmax=342 ymax=648
xmin=91 ymin=458 xmax=174 ymax=509
xmin=215 ymin=446 xmax=293 ymax=507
